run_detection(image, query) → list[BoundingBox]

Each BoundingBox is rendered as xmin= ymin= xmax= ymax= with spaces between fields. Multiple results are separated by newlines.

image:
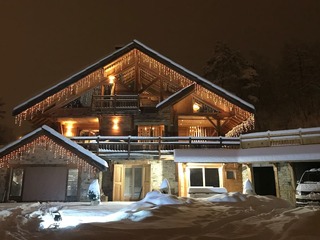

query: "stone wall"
xmin=2 ymin=144 xmax=96 ymax=202
xmin=0 ymin=168 xmax=8 ymax=202
xmin=274 ymin=162 xmax=296 ymax=206
xmin=150 ymin=159 xmax=177 ymax=195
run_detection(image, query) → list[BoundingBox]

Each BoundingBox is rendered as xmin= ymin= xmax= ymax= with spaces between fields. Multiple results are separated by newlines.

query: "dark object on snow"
xmin=88 ymin=190 xmax=99 ymax=201
xmin=53 ymin=211 xmax=62 ymax=222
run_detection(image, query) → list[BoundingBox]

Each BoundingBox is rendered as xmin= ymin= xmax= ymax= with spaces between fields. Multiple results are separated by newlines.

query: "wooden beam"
xmin=138 ymin=77 xmax=159 ymax=94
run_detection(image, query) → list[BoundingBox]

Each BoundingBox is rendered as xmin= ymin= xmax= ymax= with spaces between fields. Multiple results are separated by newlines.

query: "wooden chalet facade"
xmin=3 ymin=40 xmax=255 ymax=202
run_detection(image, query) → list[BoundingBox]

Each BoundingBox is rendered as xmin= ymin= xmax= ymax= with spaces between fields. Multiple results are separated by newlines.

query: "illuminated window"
xmin=138 ymin=125 xmax=164 ymax=137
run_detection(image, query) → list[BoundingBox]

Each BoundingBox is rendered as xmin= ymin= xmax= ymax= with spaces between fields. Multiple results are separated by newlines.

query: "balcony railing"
xmin=70 ymin=136 xmax=241 ymax=159
xmin=240 ymin=127 xmax=320 ymax=148
xmin=91 ymin=95 xmax=140 ymax=113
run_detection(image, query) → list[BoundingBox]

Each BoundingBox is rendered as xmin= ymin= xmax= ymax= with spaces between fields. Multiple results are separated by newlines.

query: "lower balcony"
xmin=69 ymin=136 xmax=241 ymax=159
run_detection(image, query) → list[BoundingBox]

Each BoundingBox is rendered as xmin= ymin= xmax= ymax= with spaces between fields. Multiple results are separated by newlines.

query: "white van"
xmin=296 ymin=168 xmax=320 ymax=206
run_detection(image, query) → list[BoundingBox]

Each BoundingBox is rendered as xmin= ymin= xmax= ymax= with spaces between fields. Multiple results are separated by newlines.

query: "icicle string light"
xmin=15 ymin=48 xmax=254 ymax=128
xmin=15 ymin=69 xmax=105 ymax=125
xmin=225 ymin=114 xmax=255 ymax=137
xmin=0 ymin=135 xmax=97 ymax=175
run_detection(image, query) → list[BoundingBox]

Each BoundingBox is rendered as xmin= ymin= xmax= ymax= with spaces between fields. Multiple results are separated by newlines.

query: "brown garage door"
xmin=22 ymin=167 xmax=68 ymax=202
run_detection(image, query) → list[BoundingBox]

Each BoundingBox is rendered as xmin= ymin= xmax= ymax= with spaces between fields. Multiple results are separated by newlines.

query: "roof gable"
xmin=156 ymin=83 xmax=196 ymax=110
xmin=0 ymin=125 xmax=108 ymax=171
xmin=13 ymin=40 xmax=254 ymax=125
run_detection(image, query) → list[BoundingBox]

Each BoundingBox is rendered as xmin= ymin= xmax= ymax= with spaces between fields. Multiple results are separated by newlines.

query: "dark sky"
xmin=1 ymin=0 xmax=320 ymax=137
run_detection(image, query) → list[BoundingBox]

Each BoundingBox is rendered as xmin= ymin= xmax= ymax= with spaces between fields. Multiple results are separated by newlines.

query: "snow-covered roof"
xmin=174 ymin=144 xmax=320 ymax=163
xmin=156 ymin=83 xmax=195 ymax=110
xmin=0 ymin=125 xmax=108 ymax=171
xmin=13 ymin=40 xmax=255 ymax=116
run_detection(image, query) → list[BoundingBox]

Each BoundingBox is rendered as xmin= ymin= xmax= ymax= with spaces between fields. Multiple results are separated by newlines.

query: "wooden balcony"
xmin=70 ymin=135 xmax=241 ymax=159
xmin=91 ymin=95 xmax=140 ymax=114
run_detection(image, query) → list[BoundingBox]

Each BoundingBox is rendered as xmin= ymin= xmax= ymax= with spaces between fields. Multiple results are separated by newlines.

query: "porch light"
xmin=108 ymin=75 xmax=115 ymax=85
xmin=112 ymin=117 xmax=119 ymax=130
xmin=193 ymin=103 xmax=200 ymax=112
xmin=63 ymin=121 xmax=76 ymax=137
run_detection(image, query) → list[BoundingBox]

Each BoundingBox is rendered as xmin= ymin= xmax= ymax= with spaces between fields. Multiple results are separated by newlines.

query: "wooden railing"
xmin=91 ymin=95 xmax=140 ymax=113
xmin=240 ymin=127 xmax=320 ymax=148
xmin=70 ymin=136 xmax=241 ymax=158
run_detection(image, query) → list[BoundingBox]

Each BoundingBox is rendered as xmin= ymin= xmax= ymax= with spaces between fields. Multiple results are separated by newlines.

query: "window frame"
xmin=188 ymin=167 xmax=220 ymax=187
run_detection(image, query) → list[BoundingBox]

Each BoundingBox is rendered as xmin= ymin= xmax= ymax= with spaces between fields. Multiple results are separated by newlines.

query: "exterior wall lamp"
xmin=108 ymin=75 xmax=115 ymax=85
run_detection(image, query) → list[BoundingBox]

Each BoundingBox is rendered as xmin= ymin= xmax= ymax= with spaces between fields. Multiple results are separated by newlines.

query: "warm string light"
xmin=15 ymin=47 xmax=254 ymax=130
xmin=0 ymin=135 xmax=97 ymax=175
xmin=15 ymin=69 xmax=105 ymax=125
xmin=225 ymin=114 xmax=255 ymax=137
xmin=138 ymin=50 xmax=193 ymax=88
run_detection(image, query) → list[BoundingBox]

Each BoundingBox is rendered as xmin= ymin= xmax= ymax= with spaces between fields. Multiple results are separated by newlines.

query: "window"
xmin=67 ymin=169 xmax=79 ymax=200
xmin=189 ymin=168 xmax=219 ymax=187
xmin=10 ymin=168 xmax=24 ymax=197
xmin=138 ymin=125 xmax=164 ymax=137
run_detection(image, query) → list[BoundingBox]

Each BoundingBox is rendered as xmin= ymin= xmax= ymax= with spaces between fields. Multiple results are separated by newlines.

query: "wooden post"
xmin=127 ymin=135 xmax=131 ymax=159
xmin=158 ymin=136 xmax=162 ymax=158
xmin=96 ymin=136 xmax=100 ymax=156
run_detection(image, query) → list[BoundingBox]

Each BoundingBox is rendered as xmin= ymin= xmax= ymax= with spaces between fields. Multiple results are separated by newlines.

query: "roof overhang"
xmin=12 ymin=40 xmax=255 ymax=119
xmin=0 ymin=125 xmax=108 ymax=171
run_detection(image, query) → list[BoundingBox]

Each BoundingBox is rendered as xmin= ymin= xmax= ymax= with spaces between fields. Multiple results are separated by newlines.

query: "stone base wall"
xmin=275 ymin=163 xmax=296 ymax=206
xmin=2 ymin=145 xmax=95 ymax=202
xmin=151 ymin=159 xmax=177 ymax=195
xmin=0 ymin=168 xmax=8 ymax=202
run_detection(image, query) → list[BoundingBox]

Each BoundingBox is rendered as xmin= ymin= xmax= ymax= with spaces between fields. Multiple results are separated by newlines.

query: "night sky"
xmin=1 ymin=0 xmax=320 ymax=138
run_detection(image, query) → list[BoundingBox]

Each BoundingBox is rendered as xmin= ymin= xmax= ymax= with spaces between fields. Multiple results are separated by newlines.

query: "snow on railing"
xmin=69 ymin=135 xmax=240 ymax=158
xmin=240 ymin=127 xmax=320 ymax=149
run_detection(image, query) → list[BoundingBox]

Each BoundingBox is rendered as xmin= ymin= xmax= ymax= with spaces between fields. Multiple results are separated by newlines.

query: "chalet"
xmin=1 ymin=40 xmax=257 ymax=202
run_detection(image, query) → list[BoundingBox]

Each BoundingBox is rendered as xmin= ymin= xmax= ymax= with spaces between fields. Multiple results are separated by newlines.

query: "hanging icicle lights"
xmin=136 ymin=50 xmax=255 ymax=132
xmin=225 ymin=114 xmax=255 ymax=137
xmin=15 ymin=69 xmax=105 ymax=126
xmin=0 ymin=135 xmax=96 ymax=175
xmin=15 ymin=48 xmax=254 ymax=133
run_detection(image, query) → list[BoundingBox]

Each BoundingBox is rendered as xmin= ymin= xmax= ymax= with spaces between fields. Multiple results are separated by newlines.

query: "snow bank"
xmin=1 ymin=192 xmax=320 ymax=240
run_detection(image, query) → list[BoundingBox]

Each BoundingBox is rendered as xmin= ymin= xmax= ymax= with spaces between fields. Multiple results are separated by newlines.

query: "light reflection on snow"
xmin=39 ymin=205 xmax=154 ymax=229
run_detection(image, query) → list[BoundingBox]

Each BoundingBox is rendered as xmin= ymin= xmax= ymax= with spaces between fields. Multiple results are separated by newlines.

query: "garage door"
xmin=22 ymin=167 xmax=68 ymax=202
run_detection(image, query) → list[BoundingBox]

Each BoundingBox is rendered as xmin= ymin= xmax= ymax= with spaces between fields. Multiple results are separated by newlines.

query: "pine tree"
xmin=277 ymin=42 xmax=320 ymax=128
xmin=203 ymin=42 xmax=259 ymax=104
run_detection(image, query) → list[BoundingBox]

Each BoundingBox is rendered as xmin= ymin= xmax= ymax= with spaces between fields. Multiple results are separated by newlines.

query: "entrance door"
xmin=113 ymin=164 xmax=150 ymax=201
xmin=22 ymin=167 xmax=68 ymax=201
xmin=124 ymin=166 xmax=143 ymax=201
xmin=253 ymin=167 xmax=276 ymax=196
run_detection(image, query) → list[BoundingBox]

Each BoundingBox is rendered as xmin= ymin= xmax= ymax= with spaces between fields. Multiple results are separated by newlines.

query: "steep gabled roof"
xmin=156 ymin=83 xmax=196 ymax=110
xmin=13 ymin=40 xmax=255 ymax=116
xmin=0 ymin=125 xmax=108 ymax=171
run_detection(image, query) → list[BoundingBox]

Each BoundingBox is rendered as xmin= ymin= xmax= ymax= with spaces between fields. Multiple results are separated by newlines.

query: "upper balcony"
xmin=91 ymin=95 xmax=140 ymax=114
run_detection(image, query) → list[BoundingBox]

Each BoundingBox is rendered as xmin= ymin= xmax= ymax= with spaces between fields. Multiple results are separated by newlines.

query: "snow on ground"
xmin=1 ymin=191 xmax=320 ymax=240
